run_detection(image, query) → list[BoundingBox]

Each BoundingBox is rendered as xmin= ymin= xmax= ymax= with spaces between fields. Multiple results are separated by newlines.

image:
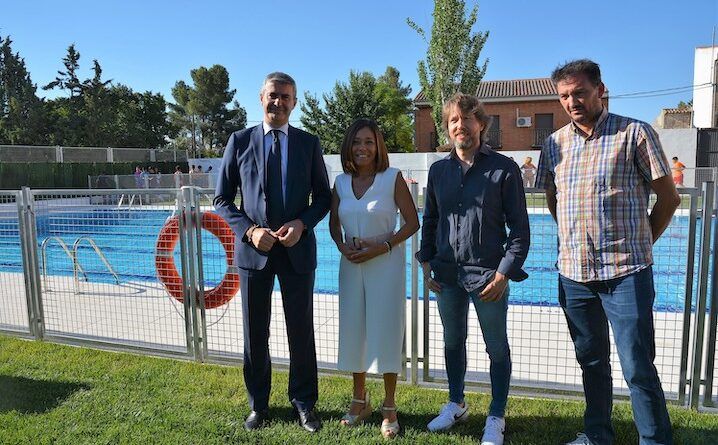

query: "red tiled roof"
xmin=478 ymin=78 xmax=557 ymax=98
xmin=663 ymin=107 xmax=692 ymax=114
xmin=414 ymin=78 xmax=557 ymax=103
xmin=414 ymin=77 xmax=610 ymax=105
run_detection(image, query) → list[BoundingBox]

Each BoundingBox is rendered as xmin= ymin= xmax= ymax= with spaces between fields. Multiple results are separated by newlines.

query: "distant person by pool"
xmin=672 ymin=156 xmax=686 ymax=187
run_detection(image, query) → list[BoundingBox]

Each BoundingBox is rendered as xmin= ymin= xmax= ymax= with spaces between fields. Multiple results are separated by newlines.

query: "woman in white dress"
xmin=329 ymin=119 xmax=419 ymax=438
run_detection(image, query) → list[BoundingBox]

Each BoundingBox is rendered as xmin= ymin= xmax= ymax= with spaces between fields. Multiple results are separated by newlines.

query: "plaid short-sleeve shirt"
xmin=535 ymin=110 xmax=671 ymax=283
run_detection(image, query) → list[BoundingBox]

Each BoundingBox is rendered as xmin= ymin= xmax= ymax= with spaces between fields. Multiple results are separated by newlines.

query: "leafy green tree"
xmin=676 ymin=100 xmax=692 ymax=110
xmin=169 ymin=65 xmax=246 ymax=157
xmin=376 ymin=67 xmax=414 ymax=154
xmin=0 ymin=35 xmax=48 ymax=144
xmin=168 ymin=80 xmax=198 ymax=154
xmin=408 ymin=0 xmax=489 ymax=143
xmin=300 ymin=67 xmax=414 ymax=154
xmin=43 ymin=44 xmax=174 ymax=148
xmin=106 ymin=85 xmax=177 ymax=148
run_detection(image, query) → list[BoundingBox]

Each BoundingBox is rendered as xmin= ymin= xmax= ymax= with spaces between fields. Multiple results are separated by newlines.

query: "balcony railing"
xmin=485 ymin=129 xmax=502 ymax=148
xmin=533 ymin=128 xmax=555 ymax=147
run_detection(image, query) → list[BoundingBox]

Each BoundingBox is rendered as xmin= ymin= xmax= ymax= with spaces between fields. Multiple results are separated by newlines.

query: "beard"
xmin=453 ymin=134 xmax=477 ymax=151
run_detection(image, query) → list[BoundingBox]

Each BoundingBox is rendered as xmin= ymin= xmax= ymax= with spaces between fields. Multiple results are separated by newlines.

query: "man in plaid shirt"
xmin=536 ymin=59 xmax=680 ymax=445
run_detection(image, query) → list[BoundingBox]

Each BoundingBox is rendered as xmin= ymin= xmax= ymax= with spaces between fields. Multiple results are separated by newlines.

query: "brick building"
xmin=413 ymin=78 xmax=609 ymax=152
xmin=655 ymin=107 xmax=693 ymax=129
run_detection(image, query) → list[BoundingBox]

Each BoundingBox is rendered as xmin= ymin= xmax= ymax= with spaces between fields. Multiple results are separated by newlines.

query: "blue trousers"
xmin=436 ymin=281 xmax=511 ymax=417
xmin=559 ymin=266 xmax=673 ymax=445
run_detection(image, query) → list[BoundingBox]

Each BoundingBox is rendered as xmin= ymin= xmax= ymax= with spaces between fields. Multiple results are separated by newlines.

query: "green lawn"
xmin=1 ymin=335 xmax=716 ymax=444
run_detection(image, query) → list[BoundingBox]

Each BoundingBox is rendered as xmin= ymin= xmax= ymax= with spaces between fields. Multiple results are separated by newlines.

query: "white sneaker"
xmin=427 ymin=401 xmax=469 ymax=431
xmin=480 ymin=416 xmax=505 ymax=445
xmin=565 ymin=433 xmax=595 ymax=445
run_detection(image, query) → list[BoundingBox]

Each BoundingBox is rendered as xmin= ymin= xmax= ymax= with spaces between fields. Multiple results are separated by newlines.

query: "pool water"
xmin=0 ymin=210 xmax=697 ymax=312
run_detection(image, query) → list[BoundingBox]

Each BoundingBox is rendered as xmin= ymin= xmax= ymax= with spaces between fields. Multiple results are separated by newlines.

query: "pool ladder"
xmin=40 ymin=236 xmax=120 ymax=293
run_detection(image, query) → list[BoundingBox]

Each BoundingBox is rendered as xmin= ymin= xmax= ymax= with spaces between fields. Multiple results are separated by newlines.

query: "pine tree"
xmin=0 ymin=35 xmax=48 ymax=144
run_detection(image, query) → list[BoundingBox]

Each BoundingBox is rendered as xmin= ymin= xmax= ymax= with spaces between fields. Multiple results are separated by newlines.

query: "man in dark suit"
xmin=214 ymin=72 xmax=331 ymax=433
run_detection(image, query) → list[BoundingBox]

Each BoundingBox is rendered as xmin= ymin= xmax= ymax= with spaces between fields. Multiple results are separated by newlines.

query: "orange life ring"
xmin=155 ymin=212 xmax=240 ymax=309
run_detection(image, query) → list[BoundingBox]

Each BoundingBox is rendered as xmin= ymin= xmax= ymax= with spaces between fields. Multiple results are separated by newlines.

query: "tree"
xmin=106 ymin=85 xmax=177 ymax=148
xmin=168 ymin=80 xmax=197 ymax=154
xmin=300 ymin=67 xmax=414 ymax=154
xmin=43 ymin=44 xmax=174 ymax=148
xmin=80 ymin=60 xmax=113 ymax=146
xmin=676 ymin=100 xmax=693 ymax=110
xmin=408 ymin=0 xmax=489 ymax=143
xmin=169 ymin=65 xmax=246 ymax=157
xmin=43 ymin=44 xmax=87 ymax=145
xmin=43 ymin=44 xmax=83 ymax=98
xmin=0 ymin=35 xmax=48 ymax=145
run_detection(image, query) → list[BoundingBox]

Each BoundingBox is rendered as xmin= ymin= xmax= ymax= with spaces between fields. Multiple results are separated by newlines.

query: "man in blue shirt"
xmin=417 ymin=92 xmax=530 ymax=445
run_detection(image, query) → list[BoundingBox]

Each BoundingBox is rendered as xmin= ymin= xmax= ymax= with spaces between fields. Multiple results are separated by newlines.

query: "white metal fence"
xmin=2 ymin=184 xmax=718 ymax=411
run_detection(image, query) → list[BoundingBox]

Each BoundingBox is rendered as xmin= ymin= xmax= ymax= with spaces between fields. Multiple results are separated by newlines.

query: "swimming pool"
xmin=0 ymin=209 xmax=696 ymax=312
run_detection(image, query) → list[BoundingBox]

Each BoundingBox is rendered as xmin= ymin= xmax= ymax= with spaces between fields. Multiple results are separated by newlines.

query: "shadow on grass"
xmin=225 ymin=407 xmax=718 ymax=445
xmin=0 ymin=375 xmax=90 ymax=414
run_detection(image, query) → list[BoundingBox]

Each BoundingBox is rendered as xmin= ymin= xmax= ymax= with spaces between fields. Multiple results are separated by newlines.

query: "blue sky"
xmin=2 ymin=0 xmax=717 ymax=127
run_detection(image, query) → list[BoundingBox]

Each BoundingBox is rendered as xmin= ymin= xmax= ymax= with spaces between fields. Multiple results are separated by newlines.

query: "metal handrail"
xmin=72 ymin=236 xmax=120 ymax=285
xmin=40 ymin=237 xmax=87 ymax=293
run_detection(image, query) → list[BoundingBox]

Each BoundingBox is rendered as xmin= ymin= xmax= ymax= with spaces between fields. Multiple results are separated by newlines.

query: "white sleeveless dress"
xmin=336 ymin=167 xmax=405 ymax=374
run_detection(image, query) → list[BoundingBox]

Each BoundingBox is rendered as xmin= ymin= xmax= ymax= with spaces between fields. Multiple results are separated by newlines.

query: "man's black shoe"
xmin=294 ymin=407 xmax=322 ymax=433
xmin=244 ymin=409 xmax=269 ymax=431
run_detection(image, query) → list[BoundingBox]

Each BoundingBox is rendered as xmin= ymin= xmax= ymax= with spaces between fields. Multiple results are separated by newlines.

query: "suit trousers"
xmin=238 ymin=244 xmax=318 ymax=412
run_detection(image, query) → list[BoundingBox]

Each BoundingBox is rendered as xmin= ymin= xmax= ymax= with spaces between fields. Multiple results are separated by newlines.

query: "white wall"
xmin=656 ymin=128 xmax=698 ymax=186
xmin=191 ymin=130 xmax=697 ymax=191
xmin=693 ymin=46 xmax=718 ymax=128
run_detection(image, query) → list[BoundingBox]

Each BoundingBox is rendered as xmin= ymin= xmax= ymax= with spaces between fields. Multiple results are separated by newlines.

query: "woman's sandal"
xmin=340 ymin=392 xmax=372 ymax=426
xmin=380 ymin=402 xmax=400 ymax=439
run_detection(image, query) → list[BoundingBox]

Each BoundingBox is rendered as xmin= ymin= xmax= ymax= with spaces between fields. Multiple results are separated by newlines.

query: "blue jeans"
xmin=559 ymin=266 xmax=673 ymax=445
xmin=436 ymin=281 xmax=511 ymax=418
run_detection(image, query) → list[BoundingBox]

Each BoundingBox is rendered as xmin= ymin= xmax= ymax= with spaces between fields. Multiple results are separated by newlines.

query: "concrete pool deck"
xmin=0 ymin=270 xmax=700 ymax=402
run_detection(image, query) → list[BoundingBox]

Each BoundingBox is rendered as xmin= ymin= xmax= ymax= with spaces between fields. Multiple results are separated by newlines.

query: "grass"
xmin=1 ymin=335 xmax=717 ymax=444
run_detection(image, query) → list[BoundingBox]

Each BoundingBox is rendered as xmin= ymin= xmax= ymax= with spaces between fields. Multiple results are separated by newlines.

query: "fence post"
xmin=18 ymin=187 xmax=45 ymax=339
xmin=690 ymin=181 xmax=714 ymax=409
xmin=16 ymin=189 xmax=36 ymax=336
xmin=55 ymin=145 xmax=63 ymax=163
xmin=702 ymin=183 xmax=718 ymax=408
xmin=180 ymin=186 xmax=205 ymax=361
xmin=410 ymin=182 xmax=419 ymax=385
xmin=189 ymin=187 xmax=208 ymax=360
xmin=421 ymin=187 xmax=432 ymax=383
xmin=177 ymin=188 xmax=198 ymax=360
xmin=678 ymin=190 xmax=700 ymax=406
xmin=107 ymin=147 xmax=114 ymax=163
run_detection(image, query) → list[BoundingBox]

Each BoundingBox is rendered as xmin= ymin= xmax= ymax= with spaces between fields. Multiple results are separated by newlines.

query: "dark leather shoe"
xmin=294 ymin=407 xmax=322 ymax=433
xmin=244 ymin=409 xmax=269 ymax=430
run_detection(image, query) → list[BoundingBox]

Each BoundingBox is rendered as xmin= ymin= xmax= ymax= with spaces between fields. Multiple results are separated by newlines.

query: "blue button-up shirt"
xmin=417 ymin=144 xmax=530 ymax=292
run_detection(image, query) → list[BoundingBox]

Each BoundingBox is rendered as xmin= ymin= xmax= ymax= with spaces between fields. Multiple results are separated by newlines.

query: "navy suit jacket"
xmin=213 ymin=124 xmax=331 ymax=273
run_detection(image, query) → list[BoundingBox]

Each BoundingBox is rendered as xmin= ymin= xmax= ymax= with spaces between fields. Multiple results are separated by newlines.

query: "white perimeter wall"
xmin=191 ymin=129 xmax=698 ymax=192
xmin=694 ymin=46 xmax=718 ymax=129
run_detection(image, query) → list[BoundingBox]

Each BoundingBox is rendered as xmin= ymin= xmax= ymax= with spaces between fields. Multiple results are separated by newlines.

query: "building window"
xmin=534 ymin=113 xmax=554 ymax=147
xmin=486 ymin=115 xmax=501 ymax=148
